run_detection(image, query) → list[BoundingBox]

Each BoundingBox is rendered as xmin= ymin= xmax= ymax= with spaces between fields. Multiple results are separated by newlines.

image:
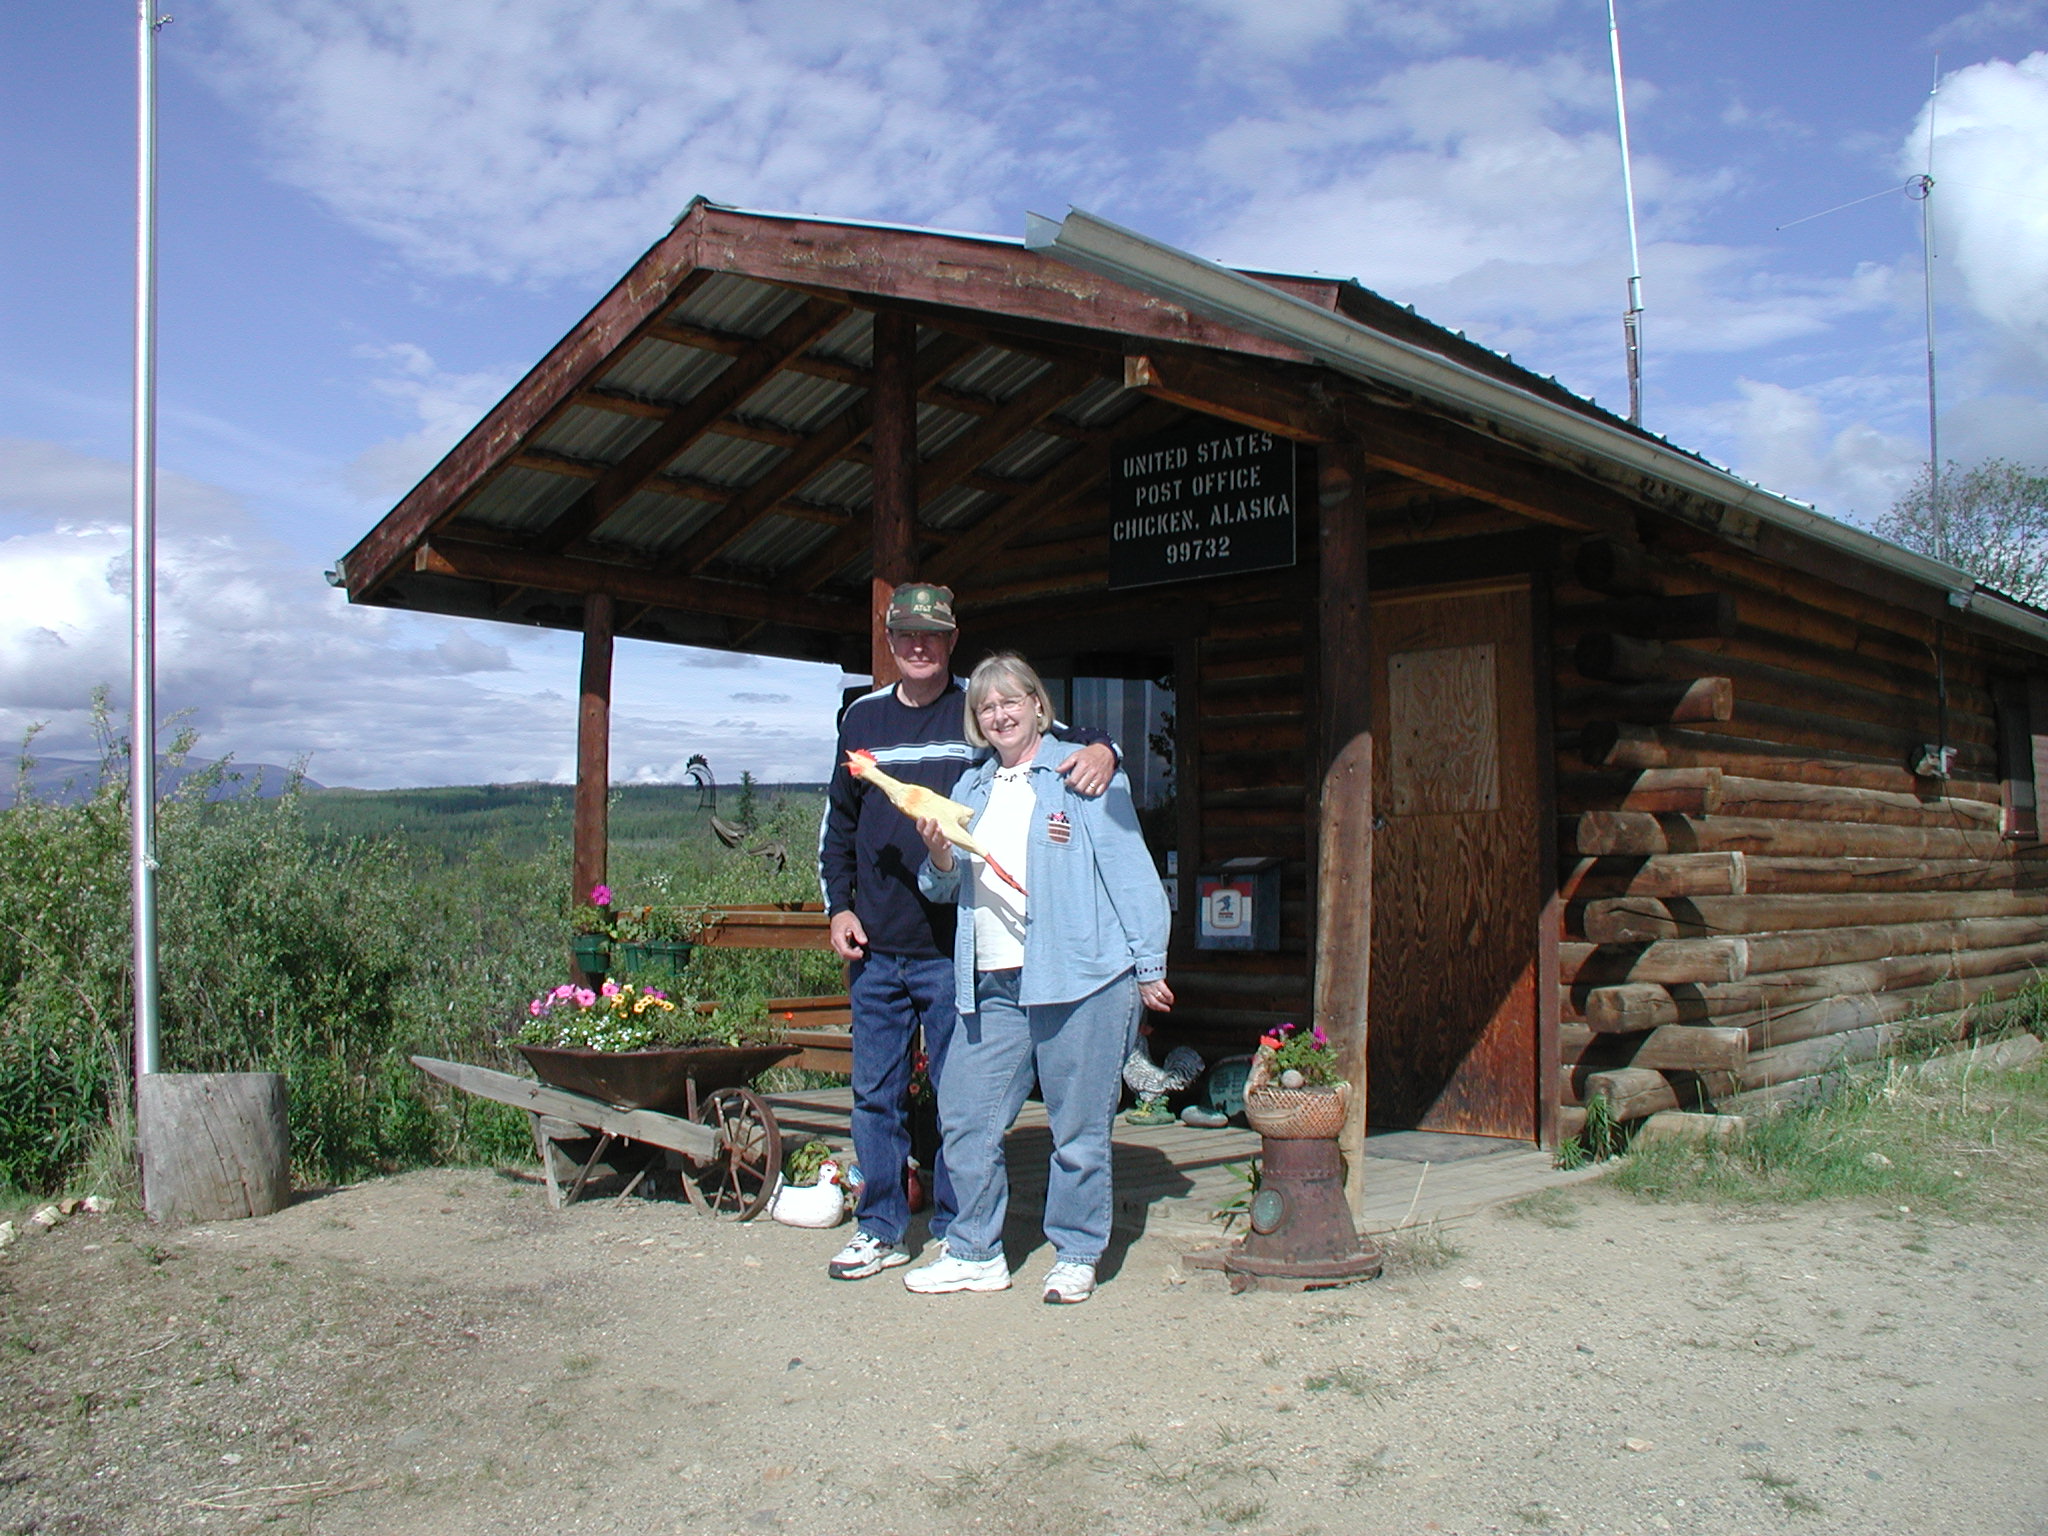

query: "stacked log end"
xmin=1552 ymin=537 xmax=2033 ymax=1136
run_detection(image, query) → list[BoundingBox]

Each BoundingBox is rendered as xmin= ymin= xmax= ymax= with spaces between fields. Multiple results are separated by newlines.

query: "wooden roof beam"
xmin=1352 ymin=405 xmax=1639 ymax=542
xmin=914 ymin=363 xmax=1095 ymax=504
xmin=923 ymin=396 xmax=1183 ymax=588
xmin=689 ymin=202 xmax=1307 ymax=362
xmin=414 ymin=539 xmax=865 ymax=634
xmin=1123 ymin=352 xmax=1343 ymax=443
xmin=342 ymin=267 xmax=718 ymax=598
xmin=665 ymin=334 xmax=977 ymax=577
xmin=529 ymin=296 xmax=847 ymax=554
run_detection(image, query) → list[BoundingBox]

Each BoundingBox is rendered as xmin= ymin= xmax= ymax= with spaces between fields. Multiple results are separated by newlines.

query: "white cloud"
xmin=1192 ymin=56 xmax=1637 ymax=292
xmin=193 ymin=0 xmax=1023 ymax=283
xmin=1931 ymin=2 xmax=2048 ymax=47
xmin=1910 ymin=53 xmax=2048 ymax=363
xmin=0 ymin=440 xmax=842 ymax=787
xmin=1675 ymin=379 xmax=1924 ymax=524
xmin=345 ymin=344 xmax=519 ymax=500
xmin=1179 ymin=0 xmax=1561 ymax=57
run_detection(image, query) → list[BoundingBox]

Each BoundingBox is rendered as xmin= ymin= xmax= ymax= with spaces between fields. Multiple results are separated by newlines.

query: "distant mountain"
xmin=2 ymin=757 xmax=320 ymax=808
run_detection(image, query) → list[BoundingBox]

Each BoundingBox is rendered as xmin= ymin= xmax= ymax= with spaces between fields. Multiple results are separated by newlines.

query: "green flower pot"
xmin=569 ymin=934 xmax=612 ymax=977
xmin=619 ymin=940 xmax=692 ymax=978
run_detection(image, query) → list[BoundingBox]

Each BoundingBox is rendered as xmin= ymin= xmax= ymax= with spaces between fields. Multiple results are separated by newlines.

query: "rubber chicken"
xmin=845 ymin=750 xmax=1027 ymax=896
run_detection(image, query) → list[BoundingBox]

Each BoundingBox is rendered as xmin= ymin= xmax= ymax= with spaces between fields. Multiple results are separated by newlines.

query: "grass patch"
xmin=1302 ymin=1364 xmax=1385 ymax=1402
xmin=1502 ymin=1188 xmax=1580 ymax=1228
xmin=1609 ymin=1047 xmax=2048 ymax=1216
xmin=1377 ymin=1218 xmax=1462 ymax=1274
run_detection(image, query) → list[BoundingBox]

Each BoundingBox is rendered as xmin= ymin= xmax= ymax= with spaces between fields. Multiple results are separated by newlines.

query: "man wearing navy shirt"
xmin=819 ymin=582 xmax=1116 ymax=1280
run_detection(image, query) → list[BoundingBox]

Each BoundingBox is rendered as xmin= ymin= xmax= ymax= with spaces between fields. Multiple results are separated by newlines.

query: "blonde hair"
xmin=963 ymin=651 xmax=1054 ymax=749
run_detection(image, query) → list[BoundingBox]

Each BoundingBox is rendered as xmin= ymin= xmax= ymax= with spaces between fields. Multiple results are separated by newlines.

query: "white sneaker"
xmin=827 ymin=1229 xmax=908 ymax=1281
xmin=1041 ymin=1260 xmax=1096 ymax=1305
xmin=902 ymin=1251 xmax=1010 ymax=1293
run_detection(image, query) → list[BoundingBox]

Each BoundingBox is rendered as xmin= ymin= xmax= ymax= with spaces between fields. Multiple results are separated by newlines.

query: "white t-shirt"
xmin=968 ymin=765 xmax=1033 ymax=970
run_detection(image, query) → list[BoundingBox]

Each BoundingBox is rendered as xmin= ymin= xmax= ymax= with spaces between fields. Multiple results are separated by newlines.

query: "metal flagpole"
xmin=132 ymin=0 xmax=168 ymax=1077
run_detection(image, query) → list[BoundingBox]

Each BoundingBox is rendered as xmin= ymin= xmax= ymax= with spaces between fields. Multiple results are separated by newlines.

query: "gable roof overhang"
xmin=1031 ymin=207 xmax=2048 ymax=655
xmin=336 ymin=199 xmax=2048 ymax=671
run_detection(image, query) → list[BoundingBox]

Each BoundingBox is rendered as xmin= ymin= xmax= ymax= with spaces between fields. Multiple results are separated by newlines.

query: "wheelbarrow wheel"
xmin=682 ymin=1087 xmax=782 ymax=1220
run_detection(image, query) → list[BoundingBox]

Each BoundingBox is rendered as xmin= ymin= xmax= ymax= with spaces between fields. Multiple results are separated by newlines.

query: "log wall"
xmin=1555 ymin=534 xmax=2043 ymax=1123
xmin=1169 ymin=583 xmax=1314 ymax=1049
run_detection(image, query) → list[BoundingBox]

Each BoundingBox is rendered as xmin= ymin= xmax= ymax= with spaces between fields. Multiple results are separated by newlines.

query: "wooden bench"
xmin=766 ymin=993 xmax=853 ymax=1074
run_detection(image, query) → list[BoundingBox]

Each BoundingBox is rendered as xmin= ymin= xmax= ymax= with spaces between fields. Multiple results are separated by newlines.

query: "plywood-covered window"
xmin=1992 ymin=676 xmax=2048 ymax=841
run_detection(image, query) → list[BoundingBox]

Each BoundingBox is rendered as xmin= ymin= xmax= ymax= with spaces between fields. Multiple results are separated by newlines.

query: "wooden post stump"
xmin=138 ymin=1072 xmax=290 ymax=1222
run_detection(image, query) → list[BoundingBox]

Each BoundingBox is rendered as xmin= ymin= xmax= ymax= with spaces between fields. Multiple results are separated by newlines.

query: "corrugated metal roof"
xmin=668 ymin=273 xmax=808 ymax=337
xmin=922 ymin=484 xmax=992 ymax=531
xmin=799 ymin=460 xmax=872 ymax=511
xmin=529 ymin=402 xmax=661 ymax=464
xmin=719 ymin=512 xmax=841 ymax=570
xmin=944 ymin=347 xmax=1053 ymax=401
xmin=592 ymin=491 xmax=721 ymax=554
xmin=982 ymin=429 xmax=1075 ymax=482
xmin=599 ymin=338 xmax=732 ymax=404
xmin=1060 ymin=377 xmax=1142 ymax=429
xmin=741 ymin=370 xmax=862 ymax=434
xmin=461 ymin=466 xmax=589 ymax=531
xmin=666 ymin=432 xmax=785 ymax=487
xmin=819 ymin=309 xmax=876 ymax=366
xmin=915 ymin=402 xmax=979 ymax=461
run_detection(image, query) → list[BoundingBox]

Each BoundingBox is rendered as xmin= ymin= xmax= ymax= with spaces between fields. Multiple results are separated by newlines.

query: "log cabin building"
xmin=339 ymin=199 xmax=2048 ymax=1187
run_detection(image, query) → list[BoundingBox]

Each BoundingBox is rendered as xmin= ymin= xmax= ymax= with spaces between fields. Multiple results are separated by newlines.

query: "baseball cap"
xmin=885 ymin=582 xmax=957 ymax=632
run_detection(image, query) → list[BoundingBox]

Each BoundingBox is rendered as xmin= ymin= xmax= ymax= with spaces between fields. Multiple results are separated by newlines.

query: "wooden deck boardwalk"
xmin=763 ymin=1089 xmax=1603 ymax=1247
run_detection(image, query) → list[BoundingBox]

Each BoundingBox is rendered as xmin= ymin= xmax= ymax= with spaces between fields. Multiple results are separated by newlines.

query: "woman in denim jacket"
xmin=902 ymin=652 xmax=1173 ymax=1305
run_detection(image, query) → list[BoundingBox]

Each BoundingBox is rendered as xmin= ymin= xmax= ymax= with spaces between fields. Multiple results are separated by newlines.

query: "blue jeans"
xmin=848 ymin=951 xmax=958 ymax=1246
xmin=937 ymin=968 xmax=1140 ymax=1266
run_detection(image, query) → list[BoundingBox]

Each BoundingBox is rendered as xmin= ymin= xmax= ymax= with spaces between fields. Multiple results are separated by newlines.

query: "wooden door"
xmin=1366 ymin=579 xmax=1543 ymax=1139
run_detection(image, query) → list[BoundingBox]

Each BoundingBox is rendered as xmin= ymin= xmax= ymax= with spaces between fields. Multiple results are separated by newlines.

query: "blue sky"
xmin=3 ymin=1 xmax=2045 ymax=787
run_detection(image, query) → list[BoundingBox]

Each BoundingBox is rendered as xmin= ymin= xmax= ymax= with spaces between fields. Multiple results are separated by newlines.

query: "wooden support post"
xmin=573 ymin=592 xmax=613 ymax=975
xmin=869 ymin=311 xmax=918 ymax=685
xmin=1312 ymin=443 xmax=1374 ymax=1213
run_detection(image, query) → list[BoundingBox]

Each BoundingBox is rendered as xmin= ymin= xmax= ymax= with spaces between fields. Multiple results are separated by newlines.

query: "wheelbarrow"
xmin=412 ymin=1043 xmax=796 ymax=1218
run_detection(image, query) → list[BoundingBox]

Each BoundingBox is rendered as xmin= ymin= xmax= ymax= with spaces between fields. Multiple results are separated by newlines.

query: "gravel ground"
xmin=2 ymin=1164 xmax=2044 ymax=1536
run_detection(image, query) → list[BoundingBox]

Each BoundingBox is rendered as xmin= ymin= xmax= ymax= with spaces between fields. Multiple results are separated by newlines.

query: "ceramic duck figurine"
xmin=769 ymin=1158 xmax=849 ymax=1228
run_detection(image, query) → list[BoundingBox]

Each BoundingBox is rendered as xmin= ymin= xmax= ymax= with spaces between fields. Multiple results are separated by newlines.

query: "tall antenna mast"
xmin=1607 ymin=0 xmax=1646 ymax=426
xmin=1913 ymin=58 xmax=1942 ymax=561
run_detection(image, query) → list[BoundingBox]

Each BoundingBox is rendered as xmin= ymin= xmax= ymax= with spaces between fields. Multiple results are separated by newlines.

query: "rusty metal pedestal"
xmin=1186 ymin=1135 xmax=1383 ymax=1294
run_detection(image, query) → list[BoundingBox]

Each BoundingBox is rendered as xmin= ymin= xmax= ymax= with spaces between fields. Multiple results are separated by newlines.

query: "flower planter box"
xmin=617 ymin=940 xmax=693 ymax=977
xmin=569 ymin=934 xmax=612 ymax=976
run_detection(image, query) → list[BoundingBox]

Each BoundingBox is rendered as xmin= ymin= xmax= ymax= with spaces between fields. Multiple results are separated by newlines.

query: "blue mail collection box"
xmin=1195 ymin=857 xmax=1283 ymax=951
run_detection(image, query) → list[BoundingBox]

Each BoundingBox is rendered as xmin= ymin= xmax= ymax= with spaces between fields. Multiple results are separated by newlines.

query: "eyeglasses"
xmin=975 ymin=693 xmax=1033 ymax=721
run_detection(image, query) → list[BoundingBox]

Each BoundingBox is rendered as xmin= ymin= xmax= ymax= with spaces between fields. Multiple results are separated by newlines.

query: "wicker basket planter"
xmin=1242 ymin=1081 xmax=1350 ymax=1139
xmin=1242 ymin=1049 xmax=1350 ymax=1139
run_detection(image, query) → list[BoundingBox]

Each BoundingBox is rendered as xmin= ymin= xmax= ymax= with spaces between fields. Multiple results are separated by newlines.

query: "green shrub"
xmin=1 ymin=715 xmax=836 ymax=1196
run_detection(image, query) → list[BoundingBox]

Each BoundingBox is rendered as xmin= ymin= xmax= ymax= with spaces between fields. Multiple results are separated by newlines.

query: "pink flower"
xmin=600 ymin=980 xmax=621 ymax=998
xmin=1311 ymin=1023 xmax=1328 ymax=1046
xmin=527 ymin=1000 xmax=544 ymax=1017
xmin=574 ymin=988 xmax=597 ymax=1008
xmin=590 ymin=883 xmax=613 ymax=907
xmin=644 ymin=989 xmax=666 ymax=1001
xmin=552 ymin=984 xmax=576 ymax=1000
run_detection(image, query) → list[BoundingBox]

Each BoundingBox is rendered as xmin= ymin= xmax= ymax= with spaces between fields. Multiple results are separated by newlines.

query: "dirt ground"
xmin=3 ymin=1159 xmax=2045 ymax=1536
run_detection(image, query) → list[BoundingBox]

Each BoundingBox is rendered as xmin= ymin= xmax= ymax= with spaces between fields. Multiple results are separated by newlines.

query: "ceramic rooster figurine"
xmin=845 ymin=749 xmax=1027 ymax=896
